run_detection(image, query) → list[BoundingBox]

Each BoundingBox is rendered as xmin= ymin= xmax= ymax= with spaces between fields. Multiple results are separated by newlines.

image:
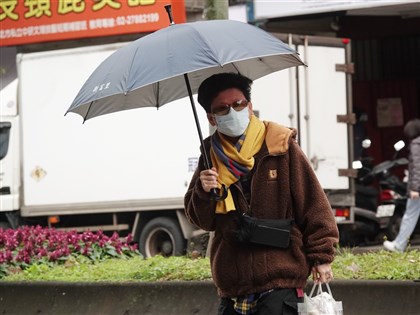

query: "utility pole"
xmin=204 ymin=0 xmax=229 ymax=20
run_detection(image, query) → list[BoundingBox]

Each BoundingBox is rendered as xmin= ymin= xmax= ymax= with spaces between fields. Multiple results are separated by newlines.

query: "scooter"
xmin=339 ymin=140 xmax=408 ymax=246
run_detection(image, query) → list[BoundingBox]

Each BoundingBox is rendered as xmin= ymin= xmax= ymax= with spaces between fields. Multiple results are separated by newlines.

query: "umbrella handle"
xmin=210 ymin=185 xmax=228 ymax=201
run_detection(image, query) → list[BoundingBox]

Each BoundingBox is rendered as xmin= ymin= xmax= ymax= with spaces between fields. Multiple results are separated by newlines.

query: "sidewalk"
xmin=350 ymin=236 xmax=420 ymax=254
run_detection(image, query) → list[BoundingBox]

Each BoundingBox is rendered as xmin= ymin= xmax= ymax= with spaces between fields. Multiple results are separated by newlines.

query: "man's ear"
xmin=248 ymin=101 xmax=253 ymax=115
xmin=207 ymin=113 xmax=217 ymax=126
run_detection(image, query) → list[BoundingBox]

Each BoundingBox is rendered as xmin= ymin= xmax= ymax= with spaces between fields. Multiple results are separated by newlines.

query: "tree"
xmin=204 ymin=0 xmax=228 ymax=20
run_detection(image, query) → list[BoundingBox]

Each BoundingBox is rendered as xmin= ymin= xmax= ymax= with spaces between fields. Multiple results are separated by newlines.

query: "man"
xmin=184 ymin=73 xmax=339 ymax=315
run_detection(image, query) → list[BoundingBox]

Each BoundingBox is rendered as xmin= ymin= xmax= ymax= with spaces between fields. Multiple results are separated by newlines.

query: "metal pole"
xmin=183 ymin=74 xmax=227 ymax=202
xmin=183 ymin=74 xmax=211 ymax=170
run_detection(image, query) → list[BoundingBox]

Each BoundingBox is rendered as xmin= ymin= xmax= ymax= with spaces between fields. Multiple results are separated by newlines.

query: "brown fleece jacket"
xmin=184 ymin=121 xmax=339 ymax=298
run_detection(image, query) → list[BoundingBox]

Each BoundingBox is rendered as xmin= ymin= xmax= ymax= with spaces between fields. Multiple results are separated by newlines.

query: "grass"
xmin=1 ymin=255 xmax=212 ymax=282
xmin=333 ymin=247 xmax=420 ymax=280
xmin=1 ymin=248 xmax=420 ymax=282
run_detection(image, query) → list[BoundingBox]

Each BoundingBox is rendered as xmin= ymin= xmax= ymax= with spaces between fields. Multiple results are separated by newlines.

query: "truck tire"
xmin=139 ymin=217 xmax=186 ymax=258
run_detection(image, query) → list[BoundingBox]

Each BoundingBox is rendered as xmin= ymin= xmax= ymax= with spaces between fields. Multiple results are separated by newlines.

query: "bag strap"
xmin=309 ymin=282 xmax=334 ymax=298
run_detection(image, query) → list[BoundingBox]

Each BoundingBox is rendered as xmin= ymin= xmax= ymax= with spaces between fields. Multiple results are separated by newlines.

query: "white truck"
xmin=0 ymin=43 xmax=210 ymax=257
xmin=0 ymin=36 xmax=354 ymax=256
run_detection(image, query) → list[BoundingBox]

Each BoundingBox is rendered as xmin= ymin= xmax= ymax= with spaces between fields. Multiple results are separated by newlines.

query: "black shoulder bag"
xmin=233 ymin=156 xmax=293 ymax=249
xmin=235 ymin=213 xmax=293 ymax=248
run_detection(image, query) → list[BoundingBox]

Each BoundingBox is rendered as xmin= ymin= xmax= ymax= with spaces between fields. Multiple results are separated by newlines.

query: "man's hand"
xmin=200 ymin=167 xmax=219 ymax=192
xmin=312 ymin=263 xmax=333 ymax=284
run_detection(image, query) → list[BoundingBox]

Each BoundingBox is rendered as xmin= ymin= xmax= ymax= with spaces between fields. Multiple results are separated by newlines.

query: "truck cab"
xmin=0 ymin=79 xmax=20 ymax=228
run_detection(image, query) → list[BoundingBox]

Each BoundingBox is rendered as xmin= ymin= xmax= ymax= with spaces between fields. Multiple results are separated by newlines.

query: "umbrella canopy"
xmin=66 ymin=19 xmax=304 ymax=121
xmin=66 ymin=14 xmax=305 ymax=200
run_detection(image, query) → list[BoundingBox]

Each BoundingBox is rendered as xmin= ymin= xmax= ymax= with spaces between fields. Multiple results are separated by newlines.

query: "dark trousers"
xmin=217 ymin=288 xmax=303 ymax=315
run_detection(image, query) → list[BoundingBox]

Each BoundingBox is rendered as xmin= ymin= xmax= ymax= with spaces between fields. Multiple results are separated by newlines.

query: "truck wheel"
xmin=139 ymin=217 xmax=186 ymax=258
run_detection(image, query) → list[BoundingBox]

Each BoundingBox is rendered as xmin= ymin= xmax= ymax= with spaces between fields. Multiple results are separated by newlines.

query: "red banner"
xmin=0 ymin=0 xmax=186 ymax=46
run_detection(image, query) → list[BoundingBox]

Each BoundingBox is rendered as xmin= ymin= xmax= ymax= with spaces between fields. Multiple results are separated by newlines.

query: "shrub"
xmin=0 ymin=226 xmax=140 ymax=278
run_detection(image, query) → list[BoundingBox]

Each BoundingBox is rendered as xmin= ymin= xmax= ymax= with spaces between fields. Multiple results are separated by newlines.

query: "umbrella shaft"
xmin=183 ymin=74 xmax=211 ymax=170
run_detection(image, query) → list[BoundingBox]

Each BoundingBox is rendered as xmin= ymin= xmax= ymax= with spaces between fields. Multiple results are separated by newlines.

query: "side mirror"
xmin=361 ymin=139 xmax=371 ymax=149
xmin=394 ymin=140 xmax=405 ymax=152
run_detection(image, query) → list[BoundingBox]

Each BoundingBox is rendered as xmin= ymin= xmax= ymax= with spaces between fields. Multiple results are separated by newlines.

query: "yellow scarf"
xmin=210 ymin=115 xmax=266 ymax=214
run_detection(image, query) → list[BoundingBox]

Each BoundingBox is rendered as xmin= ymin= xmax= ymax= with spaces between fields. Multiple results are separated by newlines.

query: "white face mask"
xmin=214 ymin=106 xmax=250 ymax=137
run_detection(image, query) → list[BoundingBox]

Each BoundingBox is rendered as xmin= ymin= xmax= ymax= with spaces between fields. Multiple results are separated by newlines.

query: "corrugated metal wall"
xmin=353 ymin=35 xmax=420 ymax=81
xmin=352 ymin=35 xmax=419 ymax=167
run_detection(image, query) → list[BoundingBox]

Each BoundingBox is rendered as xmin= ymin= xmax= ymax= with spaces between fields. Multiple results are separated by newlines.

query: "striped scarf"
xmin=210 ymin=115 xmax=266 ymax=214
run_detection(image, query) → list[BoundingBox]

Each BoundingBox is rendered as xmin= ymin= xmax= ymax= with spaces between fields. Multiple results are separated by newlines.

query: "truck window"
xmin=0 ymin=122 xmax=11 ymax=160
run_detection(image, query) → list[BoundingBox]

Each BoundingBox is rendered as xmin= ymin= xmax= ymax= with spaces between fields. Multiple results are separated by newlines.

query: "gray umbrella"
xmin=66 ymin=6 xmax=304 ymax=199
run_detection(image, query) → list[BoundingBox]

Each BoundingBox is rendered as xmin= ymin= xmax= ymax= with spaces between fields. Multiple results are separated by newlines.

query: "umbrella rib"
xmin=232 ymin=63 xmax=241 ymax=75
xmin=156 ymin=81 xmax=160 ymax=108
xmin=83 ymin=101 xmax=94 ymax=124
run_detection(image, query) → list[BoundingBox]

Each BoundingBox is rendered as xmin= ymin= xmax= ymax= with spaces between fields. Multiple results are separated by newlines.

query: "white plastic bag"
xmin=298 ymin=283 xmax=343 ymax=315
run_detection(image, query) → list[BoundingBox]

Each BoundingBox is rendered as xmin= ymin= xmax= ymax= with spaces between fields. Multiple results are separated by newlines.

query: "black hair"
xmin=403 ymin=118 xmax=420 ymax=140
xmin=197 ymin=73 xmax=253 ymax=113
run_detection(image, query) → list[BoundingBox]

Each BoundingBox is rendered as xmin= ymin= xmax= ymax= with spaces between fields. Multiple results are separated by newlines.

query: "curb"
xmin=1 ymin=280 xmax=419 ymax=314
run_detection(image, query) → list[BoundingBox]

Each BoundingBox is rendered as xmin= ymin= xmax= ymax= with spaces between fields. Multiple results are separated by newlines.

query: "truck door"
xmin=297 ymin=40 xmax=350 ymax=191
xmin=252 ymin=37 xmax=352 ymax=191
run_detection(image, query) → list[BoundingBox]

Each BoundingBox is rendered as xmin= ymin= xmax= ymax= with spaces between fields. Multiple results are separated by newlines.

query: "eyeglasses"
xmin=211 ymin=99 xmax=249 ymax=116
